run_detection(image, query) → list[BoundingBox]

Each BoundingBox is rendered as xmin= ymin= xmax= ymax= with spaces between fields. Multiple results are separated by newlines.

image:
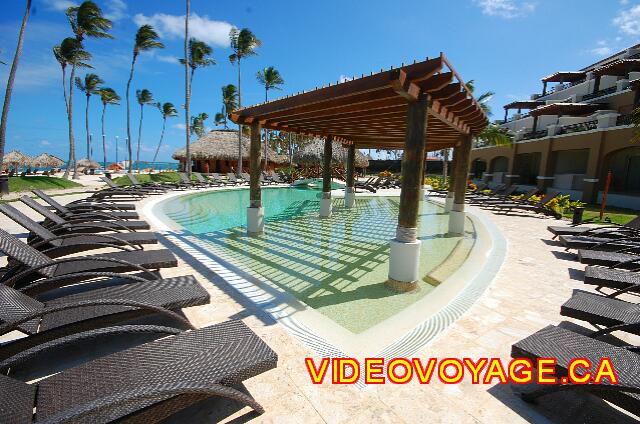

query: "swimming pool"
xmin=156 ymin=186 xmax=477 ymax=334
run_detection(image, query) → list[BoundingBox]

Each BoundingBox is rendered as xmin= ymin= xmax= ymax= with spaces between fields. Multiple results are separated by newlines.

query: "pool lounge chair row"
xmin=0 ymin=191 xmax=278 ymax=422
xmin=510 ymin=218 xmax=640 ymax=416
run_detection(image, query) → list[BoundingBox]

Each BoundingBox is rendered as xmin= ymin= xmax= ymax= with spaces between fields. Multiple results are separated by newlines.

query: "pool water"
xmin=158 ymin=187 xmax=476 ymax=334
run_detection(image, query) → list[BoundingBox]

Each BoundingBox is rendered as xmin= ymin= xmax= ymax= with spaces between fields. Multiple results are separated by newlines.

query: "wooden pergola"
xmin=229 ymin=53 xmax=488 ymax=290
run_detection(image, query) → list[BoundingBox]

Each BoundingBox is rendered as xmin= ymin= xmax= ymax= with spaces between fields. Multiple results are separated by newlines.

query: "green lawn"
xmin=8 ymin=176 xmax=83 ymax=192
xmin=112 ymin=172 xmax=183 ymax=186
xmin=562 ymin=204 xmax=639 ymax=225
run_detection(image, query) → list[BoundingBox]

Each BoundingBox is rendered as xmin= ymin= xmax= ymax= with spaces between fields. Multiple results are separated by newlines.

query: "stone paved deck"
xmin=1 ymin=186 xmax=639 ymax=423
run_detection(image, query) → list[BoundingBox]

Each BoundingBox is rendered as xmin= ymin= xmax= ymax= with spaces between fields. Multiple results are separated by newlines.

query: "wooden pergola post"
xmin=387 ymin=94 xmax=428 ymax=292
xmin=448 ymin=135 xmax=473 ymax=235
xmin=247 ymin=121 xmax=264 ymax=234
xmin=320 ymin=135 xmax=333 ymax=217
xmin=345 ymin=143 xmax=356 ymax=208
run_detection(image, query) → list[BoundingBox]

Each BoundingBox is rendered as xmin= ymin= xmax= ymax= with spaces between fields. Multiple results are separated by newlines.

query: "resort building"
xmin=172 ymin=129 xmax=287 ymax=173
xmin=470 ymin=44 xmax=640 ymax=208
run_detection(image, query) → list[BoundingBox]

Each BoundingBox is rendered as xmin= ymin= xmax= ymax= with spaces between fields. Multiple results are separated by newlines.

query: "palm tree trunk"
xmin=236 ymin=59 xmax=242 ymax=176
xmin=136 ymin=103 xmax=144 ymax=173
xmin=125 ymin=55 xmax=136 ymax=173
xmin=60 ymin=66 xmax=70 ymax=178
xmin=288 ymin=132 xmax=293 ymax=171
xmin=152 ymin=117 xmax=166 ymax=165
xmin=184 ymin=0 xmax=191 ymax=177
xmin=85 ymin=94 xmax=90 ymax=161
xmin=101 ymin=103 xmax=107 ymax=170
xmin=67 ymin=63 xmax=78 ymax=179
xmin=0 ymin=0 xmax=31 ymax=173
xmin=263 ymin=86 xmax=268 ymax=171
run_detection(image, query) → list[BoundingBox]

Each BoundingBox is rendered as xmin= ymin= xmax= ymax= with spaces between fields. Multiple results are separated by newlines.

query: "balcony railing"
xmin=617 ymin=114 xmax=633 ymax=126
xmin=558 ymin=120 xmax=598 ymax=135
xmin=521 ymin=129 xmax=548 ymax=140
xmin=505 ymin=113 xmax=530 ymax=123
xmin=582 ymin=86 xmax=617 ymax=101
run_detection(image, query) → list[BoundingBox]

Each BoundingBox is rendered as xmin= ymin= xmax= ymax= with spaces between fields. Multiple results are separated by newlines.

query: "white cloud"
xmin=338 ymin=75 xmax=353 ymax=83
xmin=621 ymin=0 xmax=630 ymax=4
xmin=104 ymin=0 xmax=127 ymax=21
xmin=156 ymin=54 xmax=179 ymax=64
xmin=40 ymin=139 xmax=51 ymax=146
xmin=133 ymin=13 xmax=234 ymax=47
xmin=42 ymin=0 xmax=77 ymax=11
xmin=614 ymin=5 xmax=640 ymax=36
xmin=473 ymin=0 xmax=536 ymax=19
xmin=590 ymin=40 xmax=614 ymax=57
xmin=172 ymin=123 xmax=187 ymax=130
xmin=0 ymin=57 xmax=60 ymax=89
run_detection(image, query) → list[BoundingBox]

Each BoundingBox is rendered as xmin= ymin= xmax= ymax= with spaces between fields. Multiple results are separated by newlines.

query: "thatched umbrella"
xmin=31 ymin=153 xmax=64 ymax=168
xmin=172 ymin=129 xmax=288 ymax=165
xmin=294 ymin=139 xmax=369 ymax=168
xmin=77 ymin=158 xmax=100 ymax=169
xmin=3 ymin=150 xmax=30 ymax=171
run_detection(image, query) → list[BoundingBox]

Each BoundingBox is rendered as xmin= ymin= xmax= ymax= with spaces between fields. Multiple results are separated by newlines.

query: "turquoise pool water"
xmin=157 ymin=187 xmax=476 ymax=333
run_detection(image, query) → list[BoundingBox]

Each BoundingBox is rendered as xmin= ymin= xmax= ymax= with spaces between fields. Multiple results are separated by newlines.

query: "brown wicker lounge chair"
xmin=21 ymin=196 xmax=151 ymax=231
xmin=33 ymin=189 xmax=137 ymax=212
xmin=547 ymin=216 xmax=640 ymax=238
xmin=32 ymin=189 xmax=139 ymax=220
xmin=0 ymin=274 xmax=208 ymax=366
xmin=0 ymin=320 xmax=277 ymax=423
xmin=0 ymin=203 xmax=157 ymax=258
xmin=512 ymin=324 xmax=640 ymax=416
xmin=0 ymin=229 xmax=177 ymax=295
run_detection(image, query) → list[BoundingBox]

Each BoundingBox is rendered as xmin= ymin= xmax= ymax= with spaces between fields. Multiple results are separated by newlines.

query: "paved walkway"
xmin=2 ymin=187 xmax=639 ymax=423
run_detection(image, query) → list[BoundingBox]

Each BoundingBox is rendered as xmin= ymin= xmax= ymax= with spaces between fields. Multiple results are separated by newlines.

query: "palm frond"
xmin=134 ymin=24 xmax=164 ymax=56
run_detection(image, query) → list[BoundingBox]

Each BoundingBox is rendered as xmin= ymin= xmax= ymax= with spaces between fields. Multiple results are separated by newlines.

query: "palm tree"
xmin=180 ymin=38 xmax=215 ymax=91
xmin=126 ymin=25 xmax=164 ymax=173
xmin=475 ymin=123 xmax=512 ymax=147
xmin=183 ymin=0 xmax=191 ymax=176
xmin=135 ymin=89 xmax=154 ymax=172
xmin=466 ymin=79 xmax=494 ymax=116
xmin=55 ymin=38 xmax=92 ymax=180
xmin=214 ymin=84 xmax=238 ymax=130
xmin=0 ymin=0 xmax=32 ymax=175
xmin=66 ymin=1 xmax=112 ymax=178
xmin=75 ymin=73 xmax=103 ymax=161
xmin=256 ymin=67 xmax=284 ymax=169
xmin=180 ymin=36 xmax=214 ymax=177
xmin=190 ymin=112 xmax=208 ymax=139
xmin=152 ymin=102 xmax=178 ymax=166
xmin=229 ymin=28 xmax=261 ymax=176
xmin=97 ymin=87 xmax=119 ymax=169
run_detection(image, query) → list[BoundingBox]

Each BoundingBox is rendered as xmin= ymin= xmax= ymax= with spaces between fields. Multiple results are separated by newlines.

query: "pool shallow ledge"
xmin=142 ymin=186 xmax=507 ymax=359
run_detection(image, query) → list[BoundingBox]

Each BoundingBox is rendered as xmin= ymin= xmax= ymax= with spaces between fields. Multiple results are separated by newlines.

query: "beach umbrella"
xmin=77 ymin=158 xmax=101 ymax=169
xmin=3 ymin=150 xmax=29 ymax=171
xmin=107 ymin=163 xmax=124 ymax=170
xmin=293 ymin=139 xmax=369 ymax=168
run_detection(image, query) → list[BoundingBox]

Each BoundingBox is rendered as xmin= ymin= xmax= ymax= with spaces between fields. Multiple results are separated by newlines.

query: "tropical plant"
xmin=97 ymin=87 xmax=120 ymax=169
xmin=467 ymin=79 xmax=494 ymax=117
xmin=229 ymin=28 xmax=261 ymax=175
xmin=55 ymin=38 xmax=92 ymax=179
xmin=256 ymin=66 xmax=284 ymax=169
xmin=65 ymin=1 xmax=112 ymax=178
xmin=75 ymin=73 xmax=103 ymax=161
xmin=152 ymin=102 xmax=178 ymax=166
xmin=214 ymin=109 xmax=226 ymax=128
xmin=190 ymin=112 xmax=208 ymax=139
xmin=126 ymin=24 xmax=164 ymax=173
xmin=632 ymin=106 xmax=640 ymax=143
xmin=475 ymin=123 xmax=513 ymax=147
xmin=0 ymin=0 xmax=31 ymax=176
xmin=135 ymin=89 xmax=155 ymax=172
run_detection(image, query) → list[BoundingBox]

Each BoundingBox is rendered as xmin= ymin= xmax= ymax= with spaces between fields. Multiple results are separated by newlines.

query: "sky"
xmin=0 ymin=0 xmax=639 ymax=163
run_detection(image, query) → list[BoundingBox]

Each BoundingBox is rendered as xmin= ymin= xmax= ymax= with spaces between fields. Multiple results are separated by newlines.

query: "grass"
xmin=561 ymin=204 xmax=639 ymax=225
xmin=8 ymin=176 xmax=83 ymax=192
xmin=112 ymin=172 xmax=183 ymax=186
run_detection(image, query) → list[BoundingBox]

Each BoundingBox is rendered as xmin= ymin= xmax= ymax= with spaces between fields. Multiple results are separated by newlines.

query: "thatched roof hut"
xmin=294 ymin=139 xmax=369 ymax=168
xmin=77 ymin=158 xmax=100 ymax=169
xmin=172 ymin=129 xmax=288 ymax=164
xmin=31 ymin=153 xmax=64 ymax=168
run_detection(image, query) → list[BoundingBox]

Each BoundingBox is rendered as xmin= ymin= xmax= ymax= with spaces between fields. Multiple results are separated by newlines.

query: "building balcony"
xmin=521 ymin=129 xmax=548 ymax=140
xmin=582 ymin=86 xmax=617 ymax=101
xmin=617 ymin=113 xmax=633 ymax=126
xmin=558 ymin=120 xmax=598 ymax=135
